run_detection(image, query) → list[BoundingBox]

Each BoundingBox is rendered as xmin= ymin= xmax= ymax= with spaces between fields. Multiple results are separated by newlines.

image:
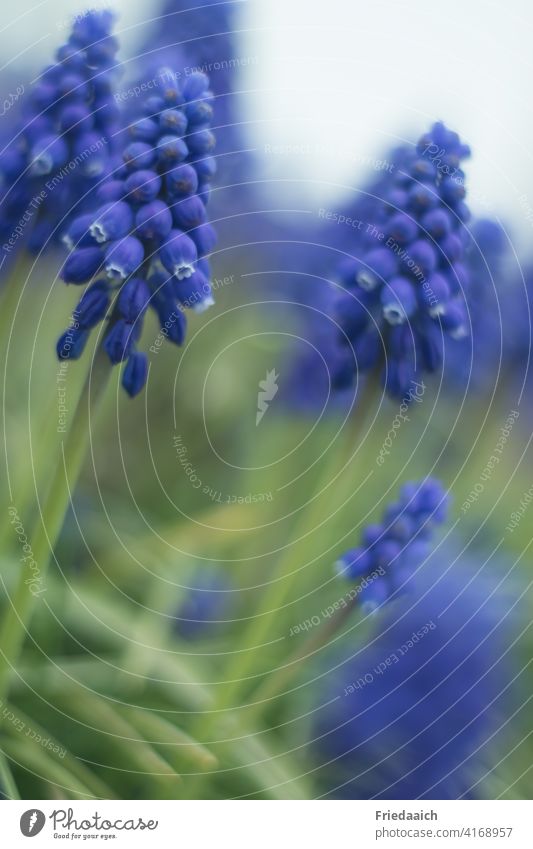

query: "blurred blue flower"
xmin=328 ymin=123 xmax=473 ymax=399
xmin=172 ymin=569 xmax=233 ymax=640
xmin=57 ymin=67 xmax=217 ymax=396
xmin=312 ymin=553 xmax=522 ymax=799
xmin=0 ymin=10 xmax=121 ymax=262
xmin=336 ymin=479 xmax=449 ymax=612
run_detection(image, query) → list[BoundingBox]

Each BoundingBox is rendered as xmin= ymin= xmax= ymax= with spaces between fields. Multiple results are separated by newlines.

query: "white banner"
xmin=0 ymin=800 xmax=532 ymax=847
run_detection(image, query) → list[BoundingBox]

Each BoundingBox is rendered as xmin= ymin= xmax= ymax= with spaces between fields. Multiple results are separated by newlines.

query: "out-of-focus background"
xmin=0 ymin=0 xmax=532 ymax=801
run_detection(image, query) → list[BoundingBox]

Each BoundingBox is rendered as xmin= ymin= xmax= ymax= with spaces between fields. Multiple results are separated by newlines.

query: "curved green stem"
xmin=211 ymin=375 xmax=381 ymax=715
xmin=0 ymin=347 xmax=111 ymax=703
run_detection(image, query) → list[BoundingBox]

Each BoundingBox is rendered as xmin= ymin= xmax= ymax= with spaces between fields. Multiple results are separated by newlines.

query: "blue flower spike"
xmin=335 ymin=478 xmax=449 ymax=612
xmin=57 ymin=66 xmax=217 ymax=396
xmin=331 ymin=123 xmax=472 ymax=399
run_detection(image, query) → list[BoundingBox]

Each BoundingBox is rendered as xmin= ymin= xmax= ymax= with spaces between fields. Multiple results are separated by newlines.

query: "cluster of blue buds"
xmin=332 ymin=122 xmax=472 ymax=398
xmin=0 ymin=10 xmax=120 ymax=257
xmin=335 ymin=478 xmax=449 ymax=611
xmin=57 ymin=67 xmax=217 ymax=397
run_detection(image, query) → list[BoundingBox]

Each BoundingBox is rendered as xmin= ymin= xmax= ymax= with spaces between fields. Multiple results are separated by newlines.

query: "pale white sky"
xmin=1 ymin=0 xmax=532 ymax=246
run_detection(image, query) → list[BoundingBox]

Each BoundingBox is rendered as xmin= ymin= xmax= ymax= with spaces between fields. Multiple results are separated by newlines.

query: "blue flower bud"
xmin=129 ymin=117 xmax=159 ymax=142
xmin=384 ymin=358 xmax=417 ymax=398
xmin=335 ymin=290 xmax=371 ymax=338
xmin=194 ymin=156 xmax=217 ymax=182
xmin=331 ymin=347 xmax=356 ymax=389
xmin=104 ymin=319 xmax=138 ymax=364
xmin=122 ymin=141 xmax=156 ymax=170
xmin=55 ymin=44 xmax=86 ymax=71
xmin=386 ymin=212 xmax=418 ymax=245
xmin=381 ymin=276 xmax=417 ymax=324
xmin=166 ymin=163 xmax=199 ymax=197
xmin=409 ymin=158 xmax=438 ymax=182
xmin=62 ymin=213 xmax=99 ymax=250
xmin=358 ymin=579 xmax=389 ymax=614
xmin=72 ymin=132 xmax=108 ymax=176
xmin=143 ymin=95 xmax=165 ymax=116
xmin=86 ymin=35 xmax=120 ymax=68
xmin=334 ymin=547 xmax=373 ymax=579
xmin=438 ymin=299 xmax=468 ymax=338
xmin=30 ymin=82 xmax=58 ymax=111
xmin=59 ymin=103 xmax=92 ymax=135
xmin=408 ymin=183 xmax=438 ymax=212
xmin=420 ymin=272 xmax=451 ymax=315
xmin=362 ymin=524 xmax=382 ymax=548
xmin=455 ymin=200 xmax=471 ymax=223
xmin=172 ymin=195 xmax=207 ymax=230
xmin=385 ymin=187 xmax=409 ymax=211
xmin=156 ymin=68 xmax=184 ymax=107
xmin=96 ymin=180 xmax=125 ymax=204
xmin=135 ymin=200 xmax=173 ymax=241
xmin=157 ymin=134 xmax=189 ymax=166
xmin=57 ymin=326 xmax=89 ymax=360
xmin=439 ymin=233 xmax=463 ymax=263
xmin=159 ymin=229 xmax=198 ymax=279
xmin=353 ymin=327 xmax=380 ymax=369
xmin=356 ymin=248 xmax=397 ymax=290
xmin=440 ymin=174 xmax=466 ymax=204
xmin=159 ymin=108 xmax=188 ymax=136
xmin=190 ymin=222 xmax=217 ymax=258
xmin=186 ymin=128 xmax=216 ymax=156
xmin=30 ymin=134 xmax=69 ymax=175
xmin=122 ymin=351 xmax=148 ymax=397
xmin=182 ymin=72 xmax=210 ymax=101
xmin=173 ymin=265 xmax=214 ymax=312
xmin=151 ymin=289 xmax=187 ymax=345
xmin=418 ymin=318 xmax=442 ymax=372
xmin=185 ymin=99 xmax=213 ymax=126
xmin=373 ymin=538 xmax=403 ymax=571
xmin=124 ymin=169 xmax=162 ymax=203
xmin=421 ymin=208 xmax=451 ymax=239
xmin=406 ymin=240 xmax=437 ymax=276
xmin=76 ymin=279 xmax=110 ymax=328
xmin=118 ymin=277 xmax=151 ymax=321
xmin=448 ymin=261 xmax=469 ymax=293
xmin=105 ymin=236 xmax=144 ymax=280
xmin=56 ymin=71 xmax=87 ymax=100
xmin=61 ymin=246 xmax=104 ymax=283
xmin=90 ymin=201 xmax=134 ymax=244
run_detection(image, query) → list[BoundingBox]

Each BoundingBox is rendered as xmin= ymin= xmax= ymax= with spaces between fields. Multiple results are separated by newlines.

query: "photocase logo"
xmin=20 ymin=809 xmax=46 ymax=837
xmin=256 ymin=368 xmax=279 ymax=425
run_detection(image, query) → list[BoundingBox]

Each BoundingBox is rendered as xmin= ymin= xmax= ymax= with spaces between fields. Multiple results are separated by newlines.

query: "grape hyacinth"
xmin=57 ymin=67 xmax=217 ymax=397
xmin=335 ymin=479 xmax=449 ymax=611
xmin=0 ymin=10 xmax=120 ymax=260
xmin=331 ymin=123 xmax=472 ymax=399
xmin=312 ymin=555 xmax=521 ymax=799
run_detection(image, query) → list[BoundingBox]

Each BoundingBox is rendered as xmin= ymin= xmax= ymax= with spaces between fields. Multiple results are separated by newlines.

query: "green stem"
xmin=0 ymin=347 xmax=111 ymax=703
xmin=182 ymin=376 xmax=380 ymax=799
xmin=1 ymin=736 xmax=94 ymax=800
xmin=2 ymin=703 xmax=116 ymax=799
xmin=0 ymin=748 xmax=20 ymax=799
xmin=212 ymin=375 xmax=380 ymax=713
xmin=0 ymin=255 xmax=31 ymax=351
